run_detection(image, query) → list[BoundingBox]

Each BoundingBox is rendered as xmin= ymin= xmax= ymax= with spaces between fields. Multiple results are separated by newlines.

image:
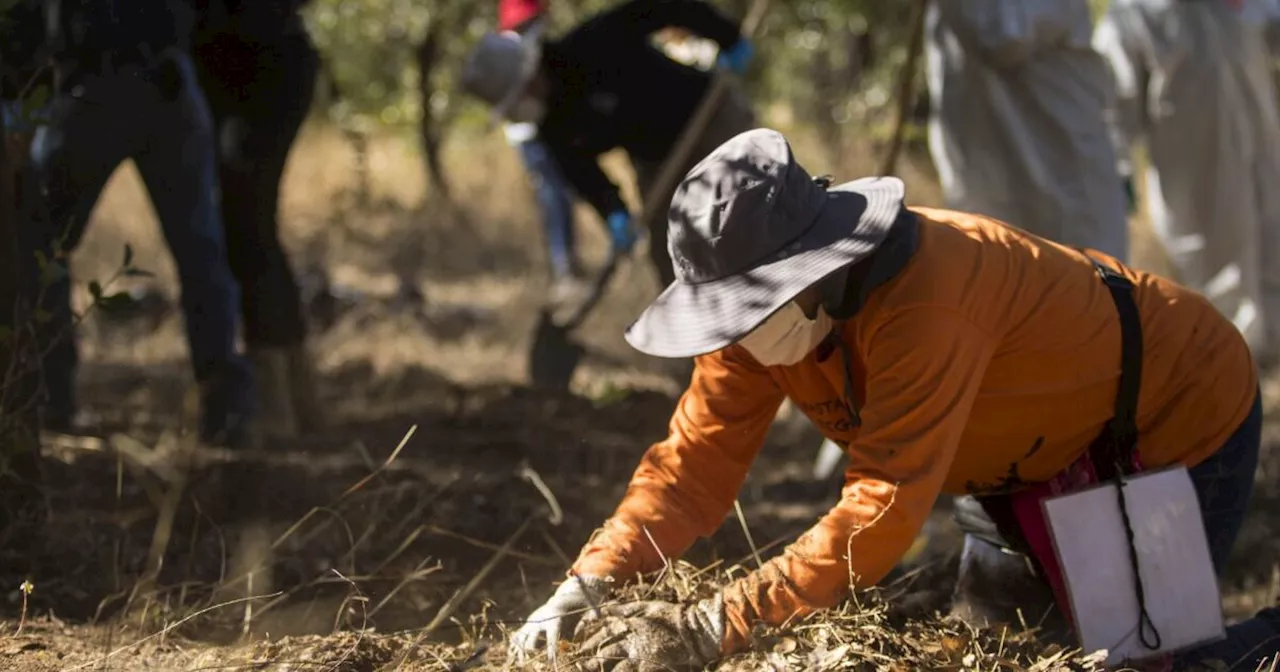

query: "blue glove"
xmin=716 ymin=38 xmax=754 ymax=76
xmin=2 ymin=99 xmax=49 ymax=135
xmin=607 ymin=209 xmax=636 ymax=254
xmin=1122 ymin=175 xmax=1136 ymax=215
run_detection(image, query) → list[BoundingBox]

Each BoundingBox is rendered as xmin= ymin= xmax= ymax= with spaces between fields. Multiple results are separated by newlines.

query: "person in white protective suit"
xmin=913 ymin=0 xmax=1131 ymax=641
xmin=925 ymin=0 xmax=1131 ymax=261
xmin=815 ymin=0 xmax=1135 ymax=485
xmin=1093 ymin=0 xmax=1280 ymax=363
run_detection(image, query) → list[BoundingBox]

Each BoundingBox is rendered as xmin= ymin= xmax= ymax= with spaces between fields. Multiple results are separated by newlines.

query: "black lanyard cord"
xmin=1114 ymin=475 xmax=1163 ymax=650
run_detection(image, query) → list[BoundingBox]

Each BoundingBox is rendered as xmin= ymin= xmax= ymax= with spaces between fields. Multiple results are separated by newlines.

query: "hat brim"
xmin=624 ymin=177 xmax=906 ymax=358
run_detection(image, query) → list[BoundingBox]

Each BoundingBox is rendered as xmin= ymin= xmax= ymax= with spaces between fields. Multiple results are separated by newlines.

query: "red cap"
xmin=498 ymin=0 xmax=545 ymax=32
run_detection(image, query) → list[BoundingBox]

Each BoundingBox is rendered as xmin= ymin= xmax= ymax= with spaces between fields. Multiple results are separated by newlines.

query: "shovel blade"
xmin=558 ymin=253 xmax=621 ymax=332
xmin=528 ymin=253 xmax=623 ymax=391
xmin=528 ymin=309 xmax=585 ymax=392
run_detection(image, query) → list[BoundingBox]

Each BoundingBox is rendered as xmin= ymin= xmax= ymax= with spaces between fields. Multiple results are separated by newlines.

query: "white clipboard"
xmin=1042 ymin=467 xmax=1225 ymax=666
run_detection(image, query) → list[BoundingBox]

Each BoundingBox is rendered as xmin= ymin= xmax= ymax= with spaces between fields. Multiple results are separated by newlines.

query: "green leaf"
xmin=122 ymin=244 xmax=134 ymax=268
xmin=32 ymin=250 xmax=47 ymax=270
xmin=98 ymin=292 xmax=136 ymax=313
xmin=88 ymin=280 xmax=103 ymax=301
xmin=34 ymin=309 xmax=51 ymax=324
xmin=38 ymin=260 xmax=67 ymax=287
xmin=590 ymin=382 xmax=631 ymax=408
xmin=0 ymin=326 xmax=12 ymax=344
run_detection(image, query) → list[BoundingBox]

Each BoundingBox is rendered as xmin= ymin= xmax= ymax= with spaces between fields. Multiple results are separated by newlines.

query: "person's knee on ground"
xmin=950 ymin=497 xmax=1072 ymax=645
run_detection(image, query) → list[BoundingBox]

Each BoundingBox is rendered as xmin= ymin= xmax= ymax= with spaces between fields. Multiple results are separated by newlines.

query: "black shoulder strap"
xmin=1087 ymin=257 xmax=1144 ymax=483
xmin=1087 ymin=255 xmax=1165 ymax=651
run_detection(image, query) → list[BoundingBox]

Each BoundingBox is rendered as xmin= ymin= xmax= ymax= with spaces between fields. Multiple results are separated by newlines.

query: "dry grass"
xmin=2 ymin=561 xmax=1109 ymax=672
xmin=470 ymin=560 xmax=1110 ymax=672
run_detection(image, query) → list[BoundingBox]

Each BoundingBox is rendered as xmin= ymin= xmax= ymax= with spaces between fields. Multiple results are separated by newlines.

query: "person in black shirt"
xmin=22 ymin=0 xmax=256 ymax=447
xmin=192 ymin=0 xmax=323 ymax=439
xmin=462 ymin=0 xmax=756 ymax=287
xmin=495 ymin=0 xmax=589 ymax=307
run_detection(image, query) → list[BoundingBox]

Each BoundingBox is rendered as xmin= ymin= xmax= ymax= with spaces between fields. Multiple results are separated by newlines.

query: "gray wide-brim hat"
xmin=459 ymin=31 xmax=541 ymax=122
xmin=625 ymin=128 xmax=906 ymax=359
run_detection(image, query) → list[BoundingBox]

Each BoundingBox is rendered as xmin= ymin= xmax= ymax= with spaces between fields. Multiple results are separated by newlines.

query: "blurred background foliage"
xmin=2 ymin=0 xmax=1119 ymax=161
xmin=302 ymin=0 xmax=933 ymax=149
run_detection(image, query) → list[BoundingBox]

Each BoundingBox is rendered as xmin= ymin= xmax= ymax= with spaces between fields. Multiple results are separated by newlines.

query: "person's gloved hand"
xmin=1122 ymin=175 xmax=1137 ymax=215
xmin=716 ymin=38 xmax=754 ymax=76
xmin=572 ymin=594 xmax=725 ymax=671
xmin=509 ymin=575 xmax=613 ymax=666
xmin=606 ymin=209 xmax=636 ymax=254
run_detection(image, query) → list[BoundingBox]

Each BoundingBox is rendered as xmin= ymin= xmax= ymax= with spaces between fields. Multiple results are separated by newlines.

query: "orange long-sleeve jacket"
xmin=571 ymin=207 xmax=1257 ymax=653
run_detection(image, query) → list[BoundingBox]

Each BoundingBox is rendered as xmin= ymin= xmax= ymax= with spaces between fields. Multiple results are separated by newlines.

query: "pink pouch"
xmin=1006 ymin=450 xmax=1145 ymax=631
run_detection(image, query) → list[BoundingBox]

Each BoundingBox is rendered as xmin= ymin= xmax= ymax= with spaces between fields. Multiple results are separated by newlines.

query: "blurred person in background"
xmin=1 ymin=0 xmax=47 ymax=167
xmin=508 ymin=128 xmax=1279 ymax=672
xmin=22 ymin=0 xmax=256 ymax=447
xmin=495 ymin=0 xmax=587 ymax=306
xmin=192 ymin=0 xmax=324 ymax=439
xmin=929 ymin=1 xmax=1136 ymax=584
xmin=1094 ymin=0 xmax=1280 ymax=367
xmin=926 ymin=0 xmax=1130 ymax=261
xmin=460 ymin=0 xmax=756 ymax=289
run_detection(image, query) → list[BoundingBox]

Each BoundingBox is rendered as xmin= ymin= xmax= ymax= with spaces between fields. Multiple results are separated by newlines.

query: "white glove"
xmin=509 ymin=574 xmax=613 ymax=665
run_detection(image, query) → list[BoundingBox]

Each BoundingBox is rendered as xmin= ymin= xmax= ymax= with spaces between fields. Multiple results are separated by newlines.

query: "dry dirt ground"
xmin=0 ymin=123 xmax=1276 ymax=671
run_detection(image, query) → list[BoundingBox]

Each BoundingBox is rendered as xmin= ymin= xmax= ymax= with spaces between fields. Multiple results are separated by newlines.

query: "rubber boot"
xmin=285 ymin=345 xmax=325 ymax=434
xmin=246 ymin=347 xmax=298 ymax=440
xmin=200 ymin=356 xmax=260 ymax=449
xmin=950 ymin=534 xmax=1073 ymax=645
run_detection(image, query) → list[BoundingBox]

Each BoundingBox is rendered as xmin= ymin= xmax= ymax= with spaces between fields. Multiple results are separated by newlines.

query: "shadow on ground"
xmin=0 ymin=354 xmax=849 ymax=650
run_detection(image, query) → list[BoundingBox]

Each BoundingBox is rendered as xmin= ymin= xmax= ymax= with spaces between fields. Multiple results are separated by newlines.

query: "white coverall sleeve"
xmin=937 ymin=0 xmax=1089 ymax=69
xmin=1092 ymin=7 xmax=1148 ymax=181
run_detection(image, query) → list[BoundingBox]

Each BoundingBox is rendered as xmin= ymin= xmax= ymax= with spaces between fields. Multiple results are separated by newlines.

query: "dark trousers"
xmin=23 ymin=50 xmax=252 ymax=425
xmin=516 ymin=136 xmax=578 ymax=279
xmin=1171 ymin=392 xmax=1280 ymax=669
xmin=193 ymin=29 xmax=318 ymax=348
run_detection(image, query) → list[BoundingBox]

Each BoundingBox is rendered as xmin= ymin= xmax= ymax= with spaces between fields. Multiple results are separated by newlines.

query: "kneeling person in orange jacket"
xmin=510 ymin=128 xmax=1279 ymax=670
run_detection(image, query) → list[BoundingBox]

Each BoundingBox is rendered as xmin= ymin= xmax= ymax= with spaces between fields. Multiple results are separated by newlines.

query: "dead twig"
xmin=420 ymin=515 xmax=535 ymax=639
xmin=63 ymin=593 xmax=283 ymax=672
xmin=342 ymin=424 xmax=416 ymax=497
xmin=423 ymin=524 xmax=559 ymax=567
xmin=517 ymin=462 xmax=562 ymax=526
xmin=733 ymin=499 xmax=763 ymax=570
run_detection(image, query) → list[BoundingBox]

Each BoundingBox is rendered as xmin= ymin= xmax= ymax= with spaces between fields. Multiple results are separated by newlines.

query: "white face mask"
xmin=739 ymin=302 xmax=833 ymax=366
xmin=508 ymin=96 xmax=546 ymax=124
